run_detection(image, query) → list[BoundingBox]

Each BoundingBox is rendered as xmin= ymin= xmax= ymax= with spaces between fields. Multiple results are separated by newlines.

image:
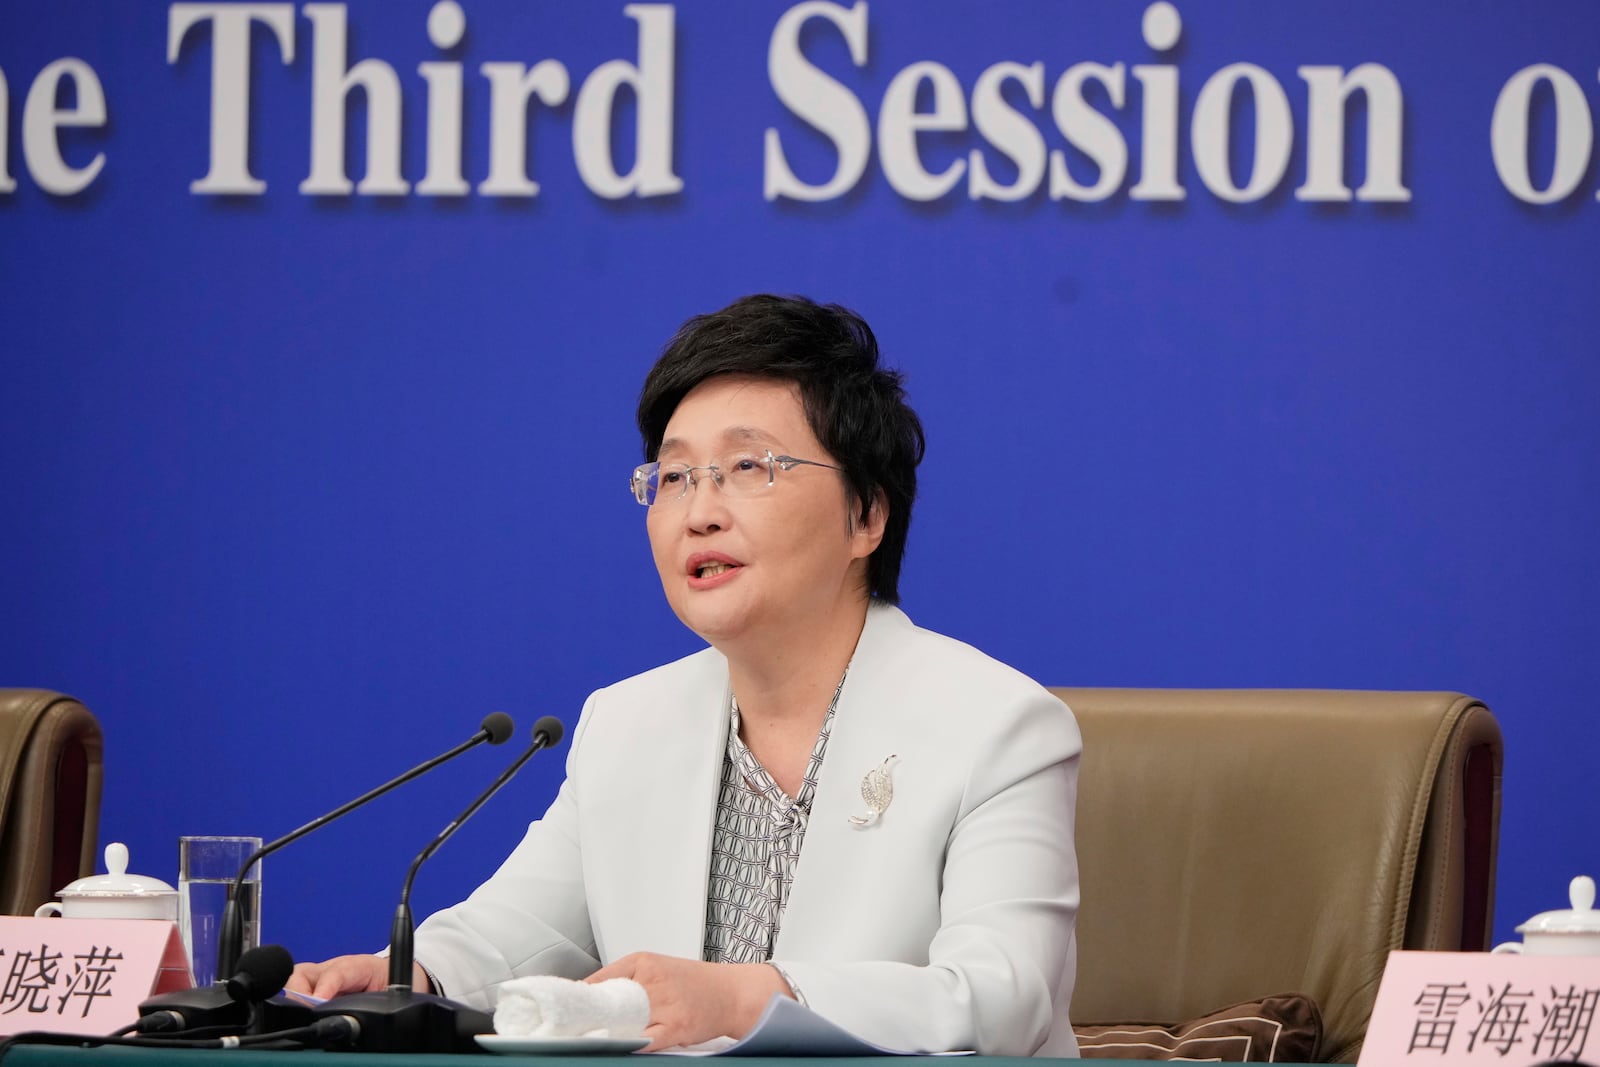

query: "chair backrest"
xmin=1052 ymin=688 xmax=1502 ymax=1063
xmin=0 ymin=689 xmax=105 ymax=915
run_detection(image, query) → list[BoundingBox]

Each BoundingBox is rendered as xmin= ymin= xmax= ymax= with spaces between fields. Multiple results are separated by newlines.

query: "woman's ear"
xmin=850 ymin=490 xmax=889 ymax=560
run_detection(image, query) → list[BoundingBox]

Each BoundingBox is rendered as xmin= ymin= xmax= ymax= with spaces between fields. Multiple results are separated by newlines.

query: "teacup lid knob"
xmin=56 ymin=841 xmax=173 ymax=897
xmin=1572 ymin=875 xmax=1596 ymax=913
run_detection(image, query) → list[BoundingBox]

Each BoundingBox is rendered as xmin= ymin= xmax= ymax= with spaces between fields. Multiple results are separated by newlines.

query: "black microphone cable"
xmin=0 ymin=1016 xmax=363 ymax=1058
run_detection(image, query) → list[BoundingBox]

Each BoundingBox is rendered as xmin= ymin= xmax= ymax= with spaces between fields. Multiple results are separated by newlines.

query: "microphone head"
xmin=532 ymin=715 xmax=565 ymax=748
xmin=225 ymin=943 xmax=295 ymax=1003
xmin=480 ymin=712 xmax=515 ymax=745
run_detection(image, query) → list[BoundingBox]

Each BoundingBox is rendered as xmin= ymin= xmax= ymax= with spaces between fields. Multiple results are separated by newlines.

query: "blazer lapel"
xmin=775 ymin=604 xmax=912 ymax=955
xmin=609 ymin=649 xmax=731 ymax=960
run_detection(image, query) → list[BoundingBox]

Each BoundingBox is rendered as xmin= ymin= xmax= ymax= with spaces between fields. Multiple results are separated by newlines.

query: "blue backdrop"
xmin=3 ymin=0 xmax=1597 ymax=967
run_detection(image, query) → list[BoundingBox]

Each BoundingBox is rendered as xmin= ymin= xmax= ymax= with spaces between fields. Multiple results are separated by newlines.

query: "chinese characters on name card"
xmin=0 ymin=917 xmax=191 ymax=1036
xmin=1361 ymin=950 xmax=1599 ymax=1065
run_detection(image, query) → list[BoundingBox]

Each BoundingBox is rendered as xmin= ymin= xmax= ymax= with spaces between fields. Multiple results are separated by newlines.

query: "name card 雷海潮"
xmin=1360 ymin=950 xmax=1599 ymax=1066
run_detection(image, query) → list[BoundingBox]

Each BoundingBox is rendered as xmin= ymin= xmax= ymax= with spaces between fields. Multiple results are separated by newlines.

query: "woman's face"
xmin=645 ymin=375 xmax=884 ymax=651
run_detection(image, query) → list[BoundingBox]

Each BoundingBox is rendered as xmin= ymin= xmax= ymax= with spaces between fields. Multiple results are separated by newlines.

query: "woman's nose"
xmin=682 ymin=470 xmax=729 ymax=531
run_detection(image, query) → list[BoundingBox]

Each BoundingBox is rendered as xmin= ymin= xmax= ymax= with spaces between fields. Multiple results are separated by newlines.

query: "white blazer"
xmin=414 ymin=604 xmax=1081 ymax=1056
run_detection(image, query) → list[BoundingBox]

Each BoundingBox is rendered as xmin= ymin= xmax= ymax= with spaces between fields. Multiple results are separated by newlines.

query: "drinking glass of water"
xmin=178 ymin=836 xmax=262 ymax=987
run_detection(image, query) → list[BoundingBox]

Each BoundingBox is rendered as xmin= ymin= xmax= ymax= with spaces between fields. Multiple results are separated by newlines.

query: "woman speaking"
xmin=289 ymin=294 xmax=1082 ymax=1056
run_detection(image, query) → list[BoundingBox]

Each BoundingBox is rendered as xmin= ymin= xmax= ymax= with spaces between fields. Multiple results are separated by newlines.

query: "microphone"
xmin=138 ymin=712 xmax=515 ymax=1034
xmin=314 ymin=716 xmax=567 ymax=1053
xmin=217 ymin=711 xmax=516 ymax=979
xmin=390 ymin=716 xmax=565 ymax=991
xmin=224 ymin=944 xmax=295 ymax=1003
xmin=134 ymin=944 xmax=296 ymax=1034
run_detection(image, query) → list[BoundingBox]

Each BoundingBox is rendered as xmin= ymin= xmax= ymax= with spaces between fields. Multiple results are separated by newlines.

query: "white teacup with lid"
xmin=1491 ymin=875 xmax=1600 ymax=956
xmin=34 ymin=842 xmax=180 ymax=921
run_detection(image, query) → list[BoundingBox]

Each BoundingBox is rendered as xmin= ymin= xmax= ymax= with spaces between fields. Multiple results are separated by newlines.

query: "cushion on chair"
xmin=1074 ymin=991 xmax=1323 ymax=1062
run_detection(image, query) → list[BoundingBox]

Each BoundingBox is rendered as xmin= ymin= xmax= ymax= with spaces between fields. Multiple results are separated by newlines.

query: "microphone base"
xmin=137 ymin=983 xmax=247 ymax=1033
xmin=137 ymin=985 xmax=317 ymax=1035
xmin=254 ymin=995 xmax=319 ymax=1035
xmin=313 ymin=990 xmax=494 ymax=1054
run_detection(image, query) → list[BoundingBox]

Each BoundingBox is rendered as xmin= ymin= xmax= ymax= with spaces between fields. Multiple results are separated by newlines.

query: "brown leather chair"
xmin=0 ymin=689 xmax=105 ymax=915
xmin=1053 ymin=688 xmax=1502 ymax=1063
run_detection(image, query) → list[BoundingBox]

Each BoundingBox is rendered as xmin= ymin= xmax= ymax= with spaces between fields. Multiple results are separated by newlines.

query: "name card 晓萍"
xmin=0 ymin=917 xmax=192 ymax=1036
xmin=1361 ymin=950 xmax=1600 ymax=1066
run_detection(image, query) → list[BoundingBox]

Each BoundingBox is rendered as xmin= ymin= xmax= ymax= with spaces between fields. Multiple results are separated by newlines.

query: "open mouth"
xmin=688 ymin=555 xmax=741 ymax=581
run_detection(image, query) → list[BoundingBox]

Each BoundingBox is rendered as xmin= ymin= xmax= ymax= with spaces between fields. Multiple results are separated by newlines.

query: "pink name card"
xmin=0 ymin=917 xmax=192 ymax=1037
xmin=1360 ymin=950 xmax=1600 ymax=1067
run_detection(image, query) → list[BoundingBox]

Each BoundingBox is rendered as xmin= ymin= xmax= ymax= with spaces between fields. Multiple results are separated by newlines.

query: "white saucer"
xmin=475 ymin=1034 xmax=650 ymax=1055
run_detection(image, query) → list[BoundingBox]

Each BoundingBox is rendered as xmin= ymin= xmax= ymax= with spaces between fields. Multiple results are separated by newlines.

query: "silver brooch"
xmin=849 ymin=754 xmax=899 ymax=827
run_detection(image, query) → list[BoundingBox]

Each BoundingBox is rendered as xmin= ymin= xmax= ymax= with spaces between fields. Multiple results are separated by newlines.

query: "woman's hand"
xmin=286 ymin=954 xmax=432 ymax=1000
xmin=585 ymin=953 xmax=790 ymax=1051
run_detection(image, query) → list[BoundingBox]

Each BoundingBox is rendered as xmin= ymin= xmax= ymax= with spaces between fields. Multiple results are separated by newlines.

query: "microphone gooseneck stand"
xmin=315 ymin=716 xmax=567 ymax=1053
xmin=137 ymin=712 xmax=516 ymax=1035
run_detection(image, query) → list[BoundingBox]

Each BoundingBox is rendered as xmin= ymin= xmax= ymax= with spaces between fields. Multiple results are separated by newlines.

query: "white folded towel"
xmin=493 ymin=975 xmax=651 ymax=1039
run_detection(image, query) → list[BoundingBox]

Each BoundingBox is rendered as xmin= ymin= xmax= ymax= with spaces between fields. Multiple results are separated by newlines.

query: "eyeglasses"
xmin=631 ymin=449 xmax=842 ymax=506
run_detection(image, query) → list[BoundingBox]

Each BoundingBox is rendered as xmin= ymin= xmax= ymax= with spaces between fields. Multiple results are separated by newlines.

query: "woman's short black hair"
xmin=637 ymin=294 xmax=926 ymax=604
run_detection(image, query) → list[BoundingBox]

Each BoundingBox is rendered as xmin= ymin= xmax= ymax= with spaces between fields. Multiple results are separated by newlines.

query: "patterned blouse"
xmin=425 ymin=676 xmax=843 ymax=1003
xmin=701 ymin=673 xmax=845 ymax=991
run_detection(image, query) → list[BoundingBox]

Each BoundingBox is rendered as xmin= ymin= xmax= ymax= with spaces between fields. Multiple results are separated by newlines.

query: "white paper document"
xmin=657 ymin=995 xmax=972 ymax=1056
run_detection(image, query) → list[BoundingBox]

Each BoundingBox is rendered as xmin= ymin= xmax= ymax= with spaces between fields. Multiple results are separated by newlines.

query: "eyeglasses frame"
xmin=631 ymin=449 xmax=842 ymax=506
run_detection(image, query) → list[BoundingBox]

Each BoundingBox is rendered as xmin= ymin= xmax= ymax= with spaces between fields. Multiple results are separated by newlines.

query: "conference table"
xmin=0 ymin=1049 xmax=1292 ymax=1067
